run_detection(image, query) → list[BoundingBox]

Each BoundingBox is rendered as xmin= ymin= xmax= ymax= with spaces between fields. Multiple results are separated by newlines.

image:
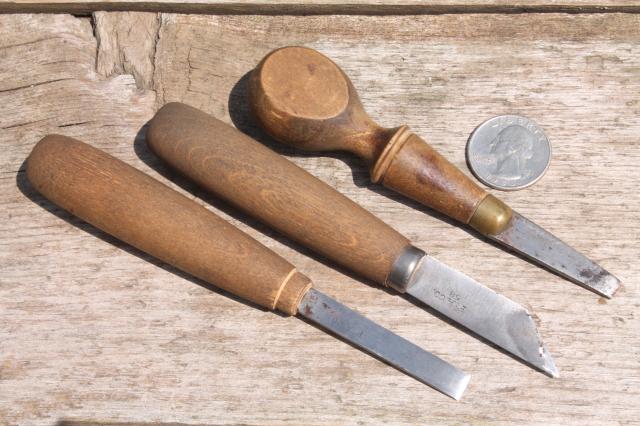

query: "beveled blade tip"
xmin=490 ymin=212 xmax=621 ymax=298
xmin=538 ymin=344 xmax=559 ymax=379
xmin=587 ymin=272 xmax=620 ymax=299
xmin=407 ymin=358 xmax=470 ymax=400
xmin=450 ymin=373 xmax=471 ymax=401
xmin=298 ymin=288 xmax=470 ymax=400
xmin=405 ymin=255 xmax=557 ymax=377
xmin=507 ymin=308 xmax=560 ymax=378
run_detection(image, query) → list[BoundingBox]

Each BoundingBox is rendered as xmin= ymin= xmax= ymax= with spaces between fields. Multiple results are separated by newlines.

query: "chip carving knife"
xmin=247 ymin=46 xmax=620 ymax=299
xmin=146 ymin=102 xmax=558 ymax=377
xmin=26 ymin=135 xmax=472 ymax=399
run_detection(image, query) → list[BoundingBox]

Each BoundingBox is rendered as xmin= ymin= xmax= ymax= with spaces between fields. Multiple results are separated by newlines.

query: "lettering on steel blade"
xmin=433 ymin=288 xmax=467 ymax=313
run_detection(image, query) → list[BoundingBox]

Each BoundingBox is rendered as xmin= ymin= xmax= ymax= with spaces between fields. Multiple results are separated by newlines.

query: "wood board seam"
xmin=2 ymin=2 xmax=640 ymax=15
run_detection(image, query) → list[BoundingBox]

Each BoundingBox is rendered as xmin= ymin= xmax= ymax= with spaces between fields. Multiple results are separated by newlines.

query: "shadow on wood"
xmin=226 ymin=71 xmax=562 ymax=280
xmin=133 ymin=118 xmax=389 ymax=297
xmin=15 ymin=156 xmax=267 ymax=314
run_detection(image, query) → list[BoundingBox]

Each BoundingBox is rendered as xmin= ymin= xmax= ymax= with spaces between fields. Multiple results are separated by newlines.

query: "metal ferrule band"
xmin=386 ymin=245 xmax=427 ymax=293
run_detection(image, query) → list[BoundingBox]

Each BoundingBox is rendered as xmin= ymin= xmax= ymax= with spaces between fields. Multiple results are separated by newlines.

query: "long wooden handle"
xmin=26 ymin=135 xmax=311 ymax=315
xmin=146 ymin=103 xmax=411 ymax=286
xmin=249 ymin=46 xmax=512 ymax=233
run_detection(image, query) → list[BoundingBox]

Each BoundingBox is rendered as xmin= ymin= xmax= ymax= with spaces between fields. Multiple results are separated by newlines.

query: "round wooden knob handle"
xmin=250 ymin=46 xmax=502 ymax=229
xmin=249 ymin=46 xmax=398 ymax=163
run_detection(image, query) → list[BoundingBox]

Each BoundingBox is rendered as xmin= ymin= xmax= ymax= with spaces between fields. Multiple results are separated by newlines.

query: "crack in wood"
xmin=57 ymin=120 xmax=95 ymax=128
xmin=0 ymin=78 xmax=75 ymax=94
xmin=0 ymin=36 xmax=66 ymax=50
xmin=2 ymin=119 xmax=49 ymax=130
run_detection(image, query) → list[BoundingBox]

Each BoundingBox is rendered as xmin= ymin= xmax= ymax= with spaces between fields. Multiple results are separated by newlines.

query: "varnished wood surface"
xmin=1 ymin=11 xmax=639 ymax=425
xmin=379 ymin=131 xmax=489 ymax=224
xmin=250 ymin=46 xmax=396 ymax=164
xmin=27 ymin=135 xmax=311 ymax=315
xmin=250 ymin=46 xmax=489 ymax=224
xmin=147 ymin=103 xmax=410 ymax=286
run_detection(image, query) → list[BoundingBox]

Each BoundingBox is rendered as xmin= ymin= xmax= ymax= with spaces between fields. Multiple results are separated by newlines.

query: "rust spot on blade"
xmin=578 ymin=267 xmax=609 ymax=284
xmin=322 ymin=301 xmax=341 ymax=319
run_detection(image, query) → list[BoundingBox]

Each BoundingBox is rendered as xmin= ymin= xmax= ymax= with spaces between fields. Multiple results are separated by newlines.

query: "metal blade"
xmin=490 ymin=211 xmax=620 ymax=298
xmin=406 ymin=256 xmax=558 ymax=378
xmin=298 ymin=288 xmax=470 ymax=400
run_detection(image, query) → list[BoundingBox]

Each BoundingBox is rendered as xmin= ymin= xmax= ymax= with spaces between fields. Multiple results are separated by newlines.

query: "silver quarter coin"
xmin=466 ymin=115 xmax=551 ymax=191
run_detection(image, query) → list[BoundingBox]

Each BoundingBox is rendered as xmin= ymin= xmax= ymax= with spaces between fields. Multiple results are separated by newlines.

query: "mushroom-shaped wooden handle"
xmin=146 ymin=102 xmax=411 ymax=286
xmin=26 ymin=135 xmax=311 ymax=315
xmin=249 ymin=46 xmax=512 ymax=234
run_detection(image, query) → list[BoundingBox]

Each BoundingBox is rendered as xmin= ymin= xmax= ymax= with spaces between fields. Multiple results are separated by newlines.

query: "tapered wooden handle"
xmin=371 ymin=128 xmax=487 ymax=224
xmin=250 ymin=46 xmax=509 ymax=230
xmin=147 ymin=103 xmax=411 ymax=286
xmin=26 ymin=135 xmax=311 ymax=315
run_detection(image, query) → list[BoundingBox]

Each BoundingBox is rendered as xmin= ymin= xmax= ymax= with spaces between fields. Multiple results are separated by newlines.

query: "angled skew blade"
xmin=298 ymin=289 xmax=470 ymax=400
xmin=404 ymin=255 xmax=558 ymax=378
xmin=489 ymin=212 xmax=621 ymax=298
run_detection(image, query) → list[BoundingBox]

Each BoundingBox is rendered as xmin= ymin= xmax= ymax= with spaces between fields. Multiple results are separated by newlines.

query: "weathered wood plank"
xmin=1 ymin=11 xmax=639 ymax=425
xmin=1 ymin=0 xmax=640 ymax=14
xmin=94 ymin=12 xmax=160 ymax=90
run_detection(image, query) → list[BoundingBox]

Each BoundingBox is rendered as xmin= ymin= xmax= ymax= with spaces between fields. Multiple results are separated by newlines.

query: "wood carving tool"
xmin=26 ymin=135 xmax=470 ymax=400
xmin=146 ymin=102 xmax=558 ymax=377
xmin=247 ymin=46 xmax=620 ymax=299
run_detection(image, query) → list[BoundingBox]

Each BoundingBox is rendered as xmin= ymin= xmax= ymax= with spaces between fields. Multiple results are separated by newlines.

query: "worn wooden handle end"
xmin=249 ymin=46 xmax=507 ymax=228
xmin=26 ymin=134 xmax=311 ymax=315
xmin=249 ymin=46 xmax=397 ymax=163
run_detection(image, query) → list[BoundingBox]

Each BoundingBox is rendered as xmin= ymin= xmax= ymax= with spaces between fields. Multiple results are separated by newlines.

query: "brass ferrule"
xmin=468 ymin=194 xmax=513 ymax=236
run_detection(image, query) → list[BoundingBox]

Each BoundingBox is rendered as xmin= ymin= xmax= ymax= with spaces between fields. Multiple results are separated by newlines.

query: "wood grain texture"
xmin=27 ymin=135 xmax=311 ymax=315
xmin=147 ymin=102 xmax=410 ymax=286
xmin=94 ymin=12 xmax=160 ymax=90
xmin=379 ymin=130 xmax=489 ymax=223
xmin=250 ymin=46 xmax=396 ymax=164
xmin=2 ymin=0 xmax=640 ymax=14
xmin=250 ymin=46 xmax=490 ymax=224
xmin=1 ymin=11 xmax=640 ymax=425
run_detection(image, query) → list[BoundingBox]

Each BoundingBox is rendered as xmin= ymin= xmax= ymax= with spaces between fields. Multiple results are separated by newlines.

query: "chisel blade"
xmin=490 ymin=212 xmax=620 ymax=298
xmin=405 ymin=256 xmax=558 ymax=378
xmin=298 ymin=288 xmax=470 ymax=400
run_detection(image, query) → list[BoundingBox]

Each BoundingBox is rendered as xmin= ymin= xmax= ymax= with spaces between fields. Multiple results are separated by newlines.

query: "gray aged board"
xmin=3 ymin=0 xmax=640 ymax=13
xmin=1 ymin=11 xmax=639 ymax=425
